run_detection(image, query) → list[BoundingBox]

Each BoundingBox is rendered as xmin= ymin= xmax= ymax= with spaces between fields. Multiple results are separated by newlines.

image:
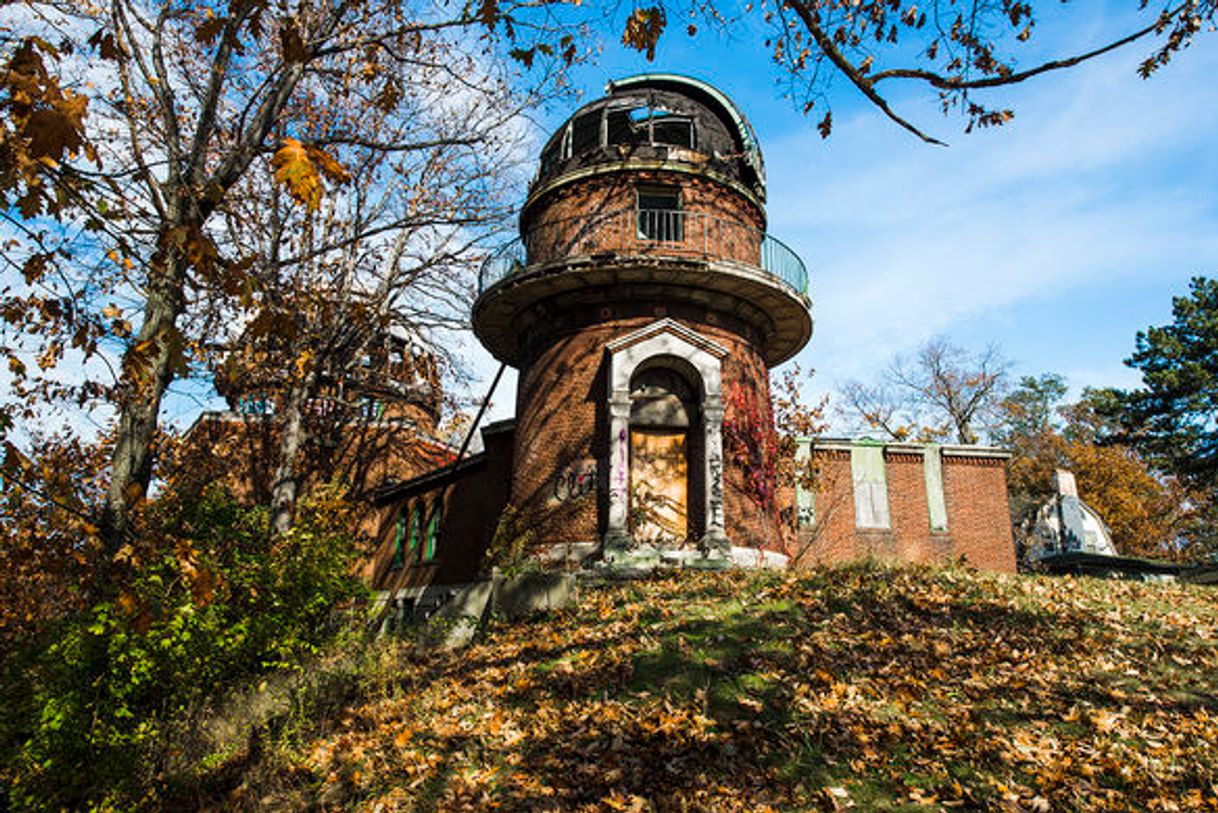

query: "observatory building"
xmin=336 ymin=75 xmax=1016 ymax=602
xmin=471 ymin=74 xmax=812 ymax=568
xmin=183 ymin=75 xmax=1020 ymax=618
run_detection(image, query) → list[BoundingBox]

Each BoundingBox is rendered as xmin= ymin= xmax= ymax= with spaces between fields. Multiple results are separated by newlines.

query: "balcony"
xmin=478 ymin=208 xmax=808 ymax=299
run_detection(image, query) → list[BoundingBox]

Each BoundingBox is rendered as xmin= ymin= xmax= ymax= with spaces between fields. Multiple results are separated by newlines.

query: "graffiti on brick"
xmin=616 ymin=427 xmax=628 ymax=490
xmin=708 ymin=454 xmax=724 ymax=528
xmin=550 ymin=460 xmax=599 ymax=504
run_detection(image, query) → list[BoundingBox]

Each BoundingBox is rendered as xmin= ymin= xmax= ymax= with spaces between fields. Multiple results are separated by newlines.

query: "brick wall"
xmin=794 ymin=445 xmax=1016 ymax=573
xmin=524 ymin=169 xmax=766 ymax=235
xmin=511 ymin=315 xmax=782 ymax=554
xmin=367 ymin=422 xmax=515 ymax=590
xmin=521 ymin=170 xmax=768 ymax=271
xmin=944 ymin=453 xmax=1017 ymax=572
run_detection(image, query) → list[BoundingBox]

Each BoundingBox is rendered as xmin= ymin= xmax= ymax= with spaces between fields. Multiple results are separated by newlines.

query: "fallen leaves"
xmin=200 ymin=564 xmax=1218 ymax=811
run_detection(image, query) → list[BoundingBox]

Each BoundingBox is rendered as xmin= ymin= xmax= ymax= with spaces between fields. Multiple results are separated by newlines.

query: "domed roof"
xmin=530 ymin=73 xmax=766 ymax=203
xmin=1029 ymin=496 xmax=1119 ymax=559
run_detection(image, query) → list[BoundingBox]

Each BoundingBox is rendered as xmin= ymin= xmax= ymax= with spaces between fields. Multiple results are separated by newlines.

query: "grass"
xmin=178 ymin=562 xmax=1218 ymax=812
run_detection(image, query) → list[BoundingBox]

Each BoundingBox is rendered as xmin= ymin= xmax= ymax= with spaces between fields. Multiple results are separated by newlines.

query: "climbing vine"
xmin=723 ymin=378 xmax=780 ymax=513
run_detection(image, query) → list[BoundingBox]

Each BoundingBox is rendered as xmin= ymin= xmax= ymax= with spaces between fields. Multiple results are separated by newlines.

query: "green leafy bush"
xmin=0 ymin=486 xmax=368 ymax=811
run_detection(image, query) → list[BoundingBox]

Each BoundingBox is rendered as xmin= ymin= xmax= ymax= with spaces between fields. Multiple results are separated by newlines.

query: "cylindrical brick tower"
xmin=473 ymin=74 xmax=812 ymax=568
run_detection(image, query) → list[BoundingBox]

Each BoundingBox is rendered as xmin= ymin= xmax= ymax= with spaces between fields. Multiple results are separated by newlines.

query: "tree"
xmin=623 ymin=0 xmax=1213 ymax=143
xmin=993 ymin=373 xmax=1067 ymax=445
xmin=0 ymin=431 xmax=108 ymax=640
xmin=755 ymin=0 xmax=1213 ymax=143
xmin=996 ymin=373 xmax=1200 ymax=562
xmin=0 ymin=1 xmax=573 ymax=571
xmin=994 ymin=374 xmax=1069 ymax=542
xmin=1060 ymin=385 xmax=1128 ymax=445
xmin=1121 ymin=276 xmax=1218 ymax=490
xmin=207 ymin=53 xmax=537 ymax=533
xmin=620 ymin=1 xmax=1215 ymax=143
xmin=841 ymin=336 xmax=1008 ymax=444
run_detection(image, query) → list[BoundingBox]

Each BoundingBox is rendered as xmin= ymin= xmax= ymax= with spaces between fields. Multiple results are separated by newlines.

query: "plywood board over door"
xmin=630 ymin=428 xmax=689 ymax=545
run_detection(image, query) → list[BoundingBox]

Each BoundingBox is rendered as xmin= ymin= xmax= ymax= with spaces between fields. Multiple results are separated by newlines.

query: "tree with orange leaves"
xmin=0 ymin=0 xmax=580 ymax=581
xmin=998 ymin=375 xmax=1200 ymax=562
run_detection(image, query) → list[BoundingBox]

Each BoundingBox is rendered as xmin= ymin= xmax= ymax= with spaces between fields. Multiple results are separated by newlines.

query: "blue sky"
xmin=6 ymin=4 xmax=1211 ymax=446
xmin=460 ymin=1 xmax=1218 ymax=429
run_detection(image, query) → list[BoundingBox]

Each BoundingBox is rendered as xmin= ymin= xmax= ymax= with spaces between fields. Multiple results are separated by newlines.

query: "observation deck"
xmin=472 ymin=206 xmax=812 ymax=366
xmin=471 ymin=73 xmax=813 ymax=368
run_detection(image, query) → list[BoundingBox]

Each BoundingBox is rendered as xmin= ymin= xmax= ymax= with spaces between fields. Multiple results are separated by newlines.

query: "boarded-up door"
xmin=630 ymin=428 xmax=688 ymax=544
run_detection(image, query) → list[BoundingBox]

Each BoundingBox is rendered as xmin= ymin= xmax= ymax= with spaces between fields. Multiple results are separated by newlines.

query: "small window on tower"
xmin=390 ymin=508 xmax=409 ymax=570
xmin=636 ymin=187 xmax=683 ymax=242
xmin=607 ymin=105 xmax=648 ymax=148
xmin=570 ymin=111 xmax=601 ymax=156
xmin=423 ymin=505 xmax=441 ymax=561
xmin=540 ymin=136 xmax=563 ymax=174
xmin=650 ymin=114 xmax=694 ymax=149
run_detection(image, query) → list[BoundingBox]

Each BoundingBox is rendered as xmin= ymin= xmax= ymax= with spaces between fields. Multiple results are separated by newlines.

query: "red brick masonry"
xmin=794 ymin=440 xmax=1016 ymax=573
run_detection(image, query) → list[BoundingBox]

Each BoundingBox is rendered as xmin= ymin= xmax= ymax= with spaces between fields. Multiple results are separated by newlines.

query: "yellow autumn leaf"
xmin=271 ymin=137 xmax=322 ymax=210
xmin=271 ymin=138 xmax=350 ymax=210
xmin=294 ymin=349 xmax=313 ymax=376
xmin=306 ymin=143 xmax=351 ymax=184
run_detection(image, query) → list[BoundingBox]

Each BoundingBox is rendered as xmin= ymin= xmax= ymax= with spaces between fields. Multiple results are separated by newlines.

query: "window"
xmin=390 ymin=509 xmax=408 ymax=569
xmin=851 ymin=444 xmax=890 ymax=529
xmin=408 ymin=501 xmax=422 ymax=556
xmin=238 ymin=395 xmax=272 ymax=415
xmin=606 ymin=104 xmax=695 ymax=150
xmin=607 ymin=106 xmax=648 ymax=148
xmin=650 ymin=114 xmax=694 ymax=149
xmin=423 ymin=504 xmax=441 ymax=561
xmin=570 ymin=111 xmax=601 ymax=156
xmin=540 ymin=137 xmax=563 ymax=174
xmin=636 ymin=187 xmax=683 ymax=242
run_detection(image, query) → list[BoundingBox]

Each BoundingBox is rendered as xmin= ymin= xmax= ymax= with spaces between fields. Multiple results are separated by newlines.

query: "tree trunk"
xmin=102 ymin=248 xmax=188 ymax=573
xmin=270 ymin=378 xmax=310 ymax=535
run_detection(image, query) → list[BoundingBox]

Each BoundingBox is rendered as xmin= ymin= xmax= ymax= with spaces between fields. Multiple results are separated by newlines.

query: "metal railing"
xmin=478 ymin=208 xmax=808 ymax=297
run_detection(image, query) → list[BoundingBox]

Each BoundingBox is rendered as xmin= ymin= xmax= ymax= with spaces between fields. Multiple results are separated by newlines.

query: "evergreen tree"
xmin=1123 ymin=277 xmax=1218 ymax=489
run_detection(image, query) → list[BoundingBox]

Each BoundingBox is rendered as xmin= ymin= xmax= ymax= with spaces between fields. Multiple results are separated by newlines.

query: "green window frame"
xmin=390 ymin=508 xmax=408 ymax=570
xmin=408 ymin=501 xmax=421 ymax=557
xmin=423 ymin=503 xmax=441 ymax=561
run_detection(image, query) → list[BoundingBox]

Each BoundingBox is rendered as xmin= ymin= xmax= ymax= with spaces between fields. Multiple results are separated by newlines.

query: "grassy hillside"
xmin=192 ymin=564 xmax=1218 ymax=812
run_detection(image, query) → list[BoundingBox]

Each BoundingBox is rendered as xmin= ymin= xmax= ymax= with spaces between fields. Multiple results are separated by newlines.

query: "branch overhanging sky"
xmin=458 ymin=0 xmax=1218 ymax=432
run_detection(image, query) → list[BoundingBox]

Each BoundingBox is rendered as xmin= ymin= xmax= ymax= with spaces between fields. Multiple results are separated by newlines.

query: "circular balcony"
xmin=472 ymin=209 xmax=813 ymax=366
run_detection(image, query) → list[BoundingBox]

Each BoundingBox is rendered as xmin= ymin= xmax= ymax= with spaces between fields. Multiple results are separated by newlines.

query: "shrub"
xmin=0 ymin=486 xmax=368 ymax=811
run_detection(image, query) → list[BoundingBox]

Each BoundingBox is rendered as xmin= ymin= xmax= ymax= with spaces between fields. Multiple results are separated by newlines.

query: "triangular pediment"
xmin=605 ymin=318 xmax=729 ymax=359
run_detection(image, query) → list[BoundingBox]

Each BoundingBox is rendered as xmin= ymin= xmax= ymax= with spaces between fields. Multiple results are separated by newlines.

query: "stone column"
xmin=700 ymin=398 xmax=730 ymax=558
xmin=602 ymin=392 xmax=633 ymax=557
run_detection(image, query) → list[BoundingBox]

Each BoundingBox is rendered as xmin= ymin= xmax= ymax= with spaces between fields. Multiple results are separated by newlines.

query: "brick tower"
xmin=473 ymin=75 xmax=811 ymax=569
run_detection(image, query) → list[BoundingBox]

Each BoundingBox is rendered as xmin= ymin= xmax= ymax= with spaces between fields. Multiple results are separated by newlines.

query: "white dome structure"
xmin=1029 ymin=491 xmax=1118 ymax=559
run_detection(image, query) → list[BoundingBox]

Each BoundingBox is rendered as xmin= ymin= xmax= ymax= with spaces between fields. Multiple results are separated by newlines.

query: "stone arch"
xmin=630 ymin=362 xmax=699 ymax=426
xmin=603 ymin=319 xmax=729 ymax=562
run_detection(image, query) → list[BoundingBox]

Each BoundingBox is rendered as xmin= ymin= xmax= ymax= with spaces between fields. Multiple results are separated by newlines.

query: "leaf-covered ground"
xmin=201 ymin=564 xmax=1218 ymax=812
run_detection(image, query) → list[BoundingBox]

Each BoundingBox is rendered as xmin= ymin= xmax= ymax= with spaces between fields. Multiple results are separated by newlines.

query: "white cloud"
xmin=765 ymin=39 xmax=1218 ymax=401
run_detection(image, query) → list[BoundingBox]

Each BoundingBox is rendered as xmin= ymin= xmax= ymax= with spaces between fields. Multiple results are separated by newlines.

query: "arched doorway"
xmin=628 ymin=365 xmax=700 ymax=545
xmin=603 ymin=319 xmax=729 ymax=561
